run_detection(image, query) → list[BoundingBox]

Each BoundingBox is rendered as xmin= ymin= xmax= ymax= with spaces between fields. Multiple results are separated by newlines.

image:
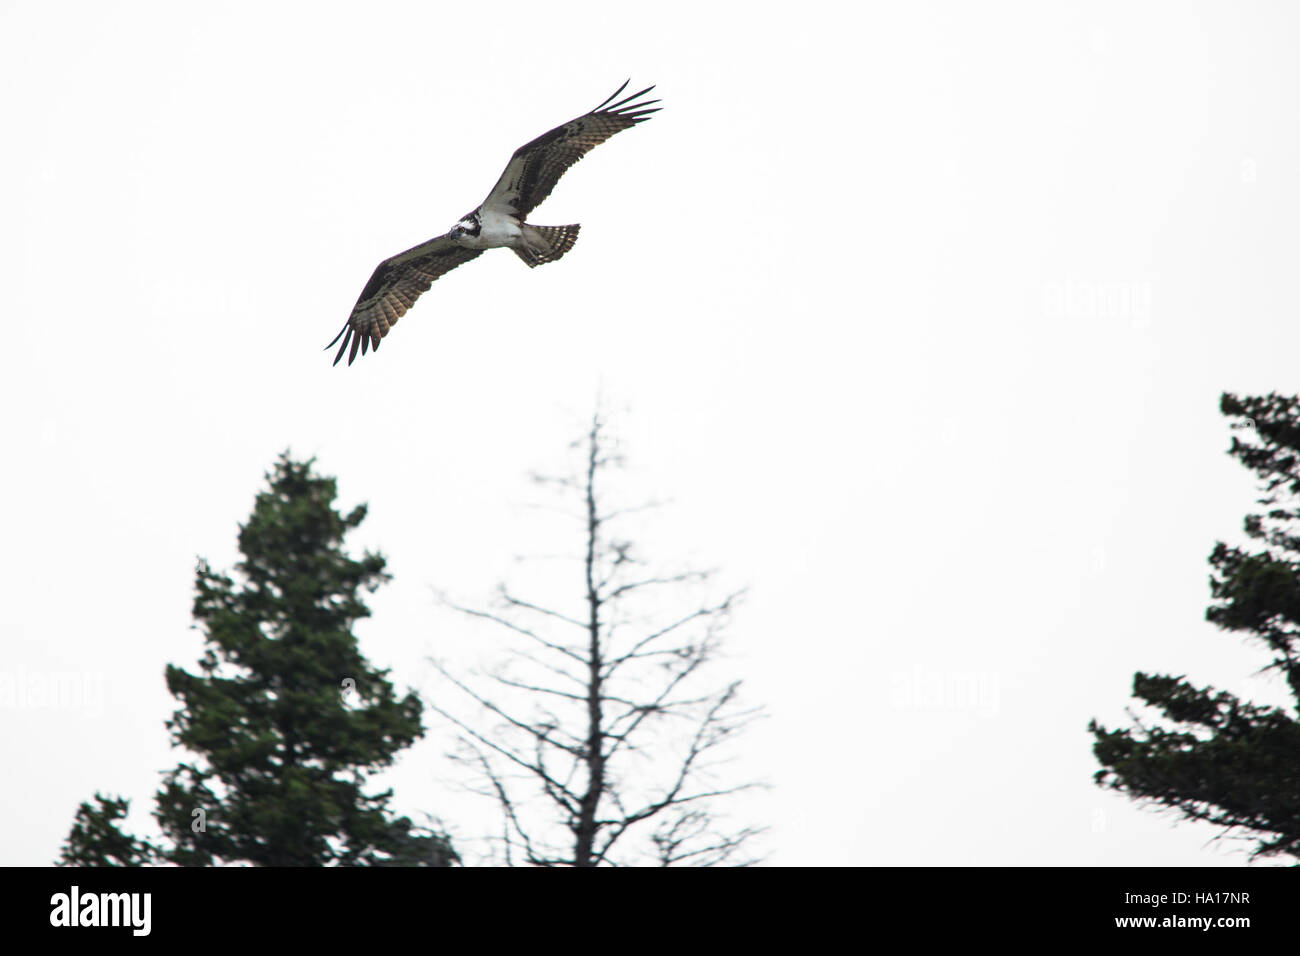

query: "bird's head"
xmin=449 ymin=212 xmax=481 ymax=241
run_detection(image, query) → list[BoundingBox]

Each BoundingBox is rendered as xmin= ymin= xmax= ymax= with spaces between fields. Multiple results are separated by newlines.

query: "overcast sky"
xmin=4 ymin=1 xmax=1300 ymax=866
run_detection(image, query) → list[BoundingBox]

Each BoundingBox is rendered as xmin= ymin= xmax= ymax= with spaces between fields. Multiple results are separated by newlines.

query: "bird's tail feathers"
xmin=515 ymin=223 xmax=580 ymax=268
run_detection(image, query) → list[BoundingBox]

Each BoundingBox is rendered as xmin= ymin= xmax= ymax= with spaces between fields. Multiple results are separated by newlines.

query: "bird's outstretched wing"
xmin=480 ymin=80 xmax=660 ymax=220
xmin=326 ymin=236 xmax=484 ymax=366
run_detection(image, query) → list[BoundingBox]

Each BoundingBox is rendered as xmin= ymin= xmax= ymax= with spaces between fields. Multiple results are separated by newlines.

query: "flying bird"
xmin=327 ymin=81 xmax=661 ymax=366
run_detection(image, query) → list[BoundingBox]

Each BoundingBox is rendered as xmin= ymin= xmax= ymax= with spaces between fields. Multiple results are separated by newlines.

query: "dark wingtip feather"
xmin=621 ymin=107 xmax=662 ymax=122
xmin=592 ymin=79 xmax=631 ymax=113
xmin=326 ymin=319 xmax=349 ymax=351
xmin=607 ymin=84 xmax=656 ymax=112
xmin=332 ymin=330 xmax=351 ymax=367
xmin=348 ymin=328 xmax=362 ymax=365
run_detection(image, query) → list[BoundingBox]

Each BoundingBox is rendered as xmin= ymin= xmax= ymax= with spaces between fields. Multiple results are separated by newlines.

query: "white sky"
xmin=4 ymin=0 xmax=1300 ymax=866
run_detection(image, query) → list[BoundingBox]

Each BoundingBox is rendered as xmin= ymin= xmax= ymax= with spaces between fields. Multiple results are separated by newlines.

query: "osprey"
xmin=327 ymin=81 xmax=660 ymax=365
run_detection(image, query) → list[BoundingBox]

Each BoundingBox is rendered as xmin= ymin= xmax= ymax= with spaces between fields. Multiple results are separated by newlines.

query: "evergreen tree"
xmin=59 ymin=794 xmax=157 ymax=866
xmin=1090 ymin=393 xmax=1300 ymax=862
xmin=60 ymin=454 xmax=456 ymax=866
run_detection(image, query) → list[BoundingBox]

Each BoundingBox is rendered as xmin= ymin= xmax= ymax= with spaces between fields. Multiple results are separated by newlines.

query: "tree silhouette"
xmin=428 ymin=414 xmax=765 ymax=866
xmin=1090 ymin=393 xmax=1300 ymax=862
xmin=60 ymin=454 xmax=456 ymax=866
xmin=59 ymin=794 xmax=157 ymax=867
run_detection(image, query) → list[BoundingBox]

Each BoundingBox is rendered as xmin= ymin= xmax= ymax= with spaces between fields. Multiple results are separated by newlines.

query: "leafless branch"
xmin=437 ymin=591 xmax=587 ymax=665
xmin=499 ymin=587 xmax=588 ymax=631
xmin=426 ymin=411 xmax=765 ymax=866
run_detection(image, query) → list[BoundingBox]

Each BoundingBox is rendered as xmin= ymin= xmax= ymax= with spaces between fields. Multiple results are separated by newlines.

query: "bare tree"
xmin=428 ymin=413 xmax=765 ymax=866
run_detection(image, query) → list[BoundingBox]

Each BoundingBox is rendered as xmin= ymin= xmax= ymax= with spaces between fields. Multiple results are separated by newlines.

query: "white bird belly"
xmin=476 ymin=209 xmax=522 ymax=248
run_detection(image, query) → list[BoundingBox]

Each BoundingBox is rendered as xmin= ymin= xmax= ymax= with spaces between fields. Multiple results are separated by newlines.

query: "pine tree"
xmin=59 ymin=794 xmax=156 ymax=866
xmin=60 ymin=454 xmax=456 ymax=866
xmin=1090 ymin=393 xmax=1300 ymax=862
